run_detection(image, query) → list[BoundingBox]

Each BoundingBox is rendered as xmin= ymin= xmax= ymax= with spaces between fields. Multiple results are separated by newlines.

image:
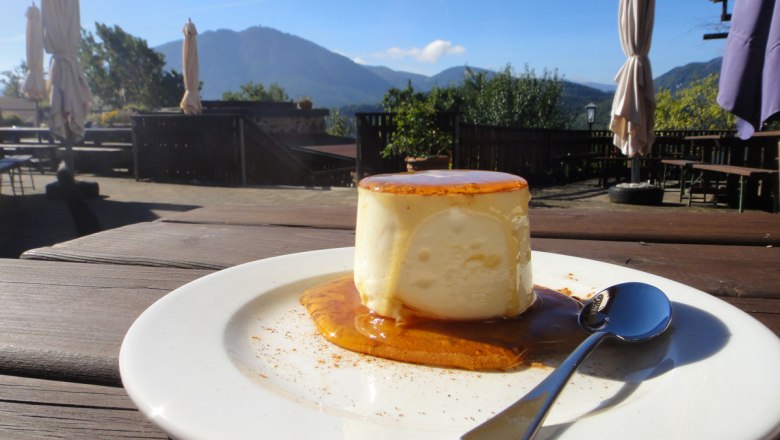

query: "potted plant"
xmin=296 ymin=96 xmax=313 ymax=110
xmin=382 ymin=95 xmax=452 ymax=171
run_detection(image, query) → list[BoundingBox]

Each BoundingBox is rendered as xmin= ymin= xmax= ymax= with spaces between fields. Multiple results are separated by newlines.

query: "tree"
xmin=79 ymin=23 xmax=183 ymax=110
xmin=460 ymin=65 xmax=567 ymax=129
xmin=381 ymin=83 xmax=453 ymax=158
xmin=221 ymin=82 xmax=289 ymax=102
xmin=382 ymin=81 xmax=427 ymax=111
xmin=1 ymin=62 xmax=28 ymax=98
xmin=655 ymin=74 xmax=735 ymax=130
xmin=326 ymin=108 xmax=353 ymax=137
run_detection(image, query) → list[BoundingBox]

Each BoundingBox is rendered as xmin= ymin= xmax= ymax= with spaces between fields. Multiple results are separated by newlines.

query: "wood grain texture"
xmin=21 ymin=222 xmax=356 ymax=269
xmin=0 ymin=375 xmax=165 ymax=439
xmin=0 ymin=259 xmax=212 ymax=385
xmin=160 ymin=204 xmax=780 ymax=246
xmin=529 ymin=209 xmax=780 ymax=246
xmin=18 ymin=220 xmax=780 ymax=299
xmin=161 ymin=202 xmax=357 ymax=230
xmin=532 ymin=238 xmax=780 ymax=299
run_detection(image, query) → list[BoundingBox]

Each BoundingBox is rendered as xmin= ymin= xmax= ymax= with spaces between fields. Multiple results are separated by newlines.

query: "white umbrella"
xmin=22 ymin=3 xmax=46 ymax=103
xmin=609 ymin=0 xmax=656 ymax=182
xmin=41 ymin=0 xmax=92 ymax=170
xmin=180 ymin=19 xmax=202 ymax=115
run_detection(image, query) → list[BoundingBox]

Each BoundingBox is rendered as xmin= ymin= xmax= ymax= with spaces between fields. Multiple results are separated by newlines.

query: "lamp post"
xmin=585 ymin=102 xmax=597 ymax=131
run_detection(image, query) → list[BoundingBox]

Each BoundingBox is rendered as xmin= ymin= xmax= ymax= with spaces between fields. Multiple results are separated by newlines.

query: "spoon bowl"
xmin=579 ymin=281 xmax=673 ymax=341
xmin=462 ymin=281 xmax=673 ymax=440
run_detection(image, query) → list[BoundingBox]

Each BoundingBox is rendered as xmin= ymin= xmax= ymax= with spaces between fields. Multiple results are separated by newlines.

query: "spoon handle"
xmin=462 ymin=331 xmax=611 ymax=440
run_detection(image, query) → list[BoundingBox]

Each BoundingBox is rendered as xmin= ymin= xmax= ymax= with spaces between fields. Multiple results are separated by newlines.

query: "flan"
xmin=353 ymin=169 xmax=534 ymax=321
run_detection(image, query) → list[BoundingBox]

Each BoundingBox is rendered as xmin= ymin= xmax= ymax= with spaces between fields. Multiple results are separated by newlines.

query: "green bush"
xmin=382 ymin=97 xmax=452 ymax=159
xmin=0 ymin=112 xmax=27 ymax=127
xmin=98 ymin=108 xmax=134 ymax=126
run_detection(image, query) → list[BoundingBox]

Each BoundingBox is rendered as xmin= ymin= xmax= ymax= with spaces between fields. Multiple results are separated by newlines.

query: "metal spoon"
xmin=461 ymin=281 xmax=673 ymax=440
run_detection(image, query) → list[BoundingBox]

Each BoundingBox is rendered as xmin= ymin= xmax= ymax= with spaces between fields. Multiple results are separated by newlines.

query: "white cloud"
xmin=352 ymin=56 xmax=368 ymax=65
xmin=376 ymin=39 xmax=466 ymax=63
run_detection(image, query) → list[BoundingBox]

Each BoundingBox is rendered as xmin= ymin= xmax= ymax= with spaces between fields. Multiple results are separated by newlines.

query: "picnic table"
xmin=680 ymin=131 xmax=780 ymax=212
xmin=0 ymin=127 xmax=134 ymax=174
xmin=1 ymin=202 xmax=779 ymax=438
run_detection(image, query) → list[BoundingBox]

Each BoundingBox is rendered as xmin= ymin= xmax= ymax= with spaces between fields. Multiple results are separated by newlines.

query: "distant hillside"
xmin=561 ymin=82 xmax=611 ymax=110
xmin=654 ymin=57 xmax=722 ymax=92
xmin=153 ymin=25 xmax=722 ymax=117
xmin=583 ymin=82 xmax=616 ymax=93
xmin=361 ymin=65 xmax=431 ymax=91
xmin=155 ymin=26 xmax=605 ymax=109
xmin=155 ymin=26 xmax=392 ymax=107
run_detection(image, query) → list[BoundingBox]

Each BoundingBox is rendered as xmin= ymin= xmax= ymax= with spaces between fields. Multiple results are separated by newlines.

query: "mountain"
xmin=654 ymin=57 xmax=722 ymax=92
xmin=582 ymin=82 xmax=616 ymax=93
xmin=154 ymin=26 xmax=604 ymax=108
xmin=154 ymin=25 xmax=721 ymax=112
xmin=429 ymin=66 xmax=494 ymax=87
xmin=361 ymin=65 xmax=431 ymax=91
xmin=560 ymin=81 xmax=612 ymax=115
xmin=155 ymin=26 xmax=392 ymax=107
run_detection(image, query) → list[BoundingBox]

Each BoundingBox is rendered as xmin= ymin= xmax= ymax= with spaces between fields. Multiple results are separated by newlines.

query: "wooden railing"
xmin=354 ymin=112 xmax=744 ymax=184
xmin=0 ymin=126 xmax=133 ymax=173
xmin=133 ymin=114 xmax=244 ymax=184
xmin=355 ymin=112 xmax=459 ymax=178
xmin=132 ymin=114 xmax=354 ymax=186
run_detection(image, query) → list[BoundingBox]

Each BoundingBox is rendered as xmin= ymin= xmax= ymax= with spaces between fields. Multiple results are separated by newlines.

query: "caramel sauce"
xmin=300 ymin=275 xmax=587 ymax=371
xmin=358 ymin=170 xmax=528 ymax=196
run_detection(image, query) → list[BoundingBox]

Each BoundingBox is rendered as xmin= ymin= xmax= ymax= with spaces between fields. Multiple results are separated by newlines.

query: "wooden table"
xmin=684 ymin=131 xmax=780 ymax=212
xmin=2 ymin=203 xmax=780 ymax=438
xmin=690 ymin=163 xmax=778 ymax=212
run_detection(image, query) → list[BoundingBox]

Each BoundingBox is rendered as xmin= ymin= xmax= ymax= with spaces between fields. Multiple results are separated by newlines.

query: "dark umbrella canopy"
xmin=717 ymin=0 xmax=780 ymax=139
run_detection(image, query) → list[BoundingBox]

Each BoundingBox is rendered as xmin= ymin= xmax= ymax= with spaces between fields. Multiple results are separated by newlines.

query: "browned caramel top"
xmin=358 ymin=170 xmax=528 ymax=196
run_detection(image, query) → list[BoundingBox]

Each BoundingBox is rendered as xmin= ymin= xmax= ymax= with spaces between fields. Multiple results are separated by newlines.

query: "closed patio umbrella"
xmin=717 ymin=0 xmax=780 ymax=140
xmin=180 ymin=19 xmax=202 ymax=115
xmin=22 ymin=3 xmax=46 ymax=103
xmin=41 ymin=0 xmax=93 ymax=170
xmin=609 ymin=0 xmax=656 ymax=183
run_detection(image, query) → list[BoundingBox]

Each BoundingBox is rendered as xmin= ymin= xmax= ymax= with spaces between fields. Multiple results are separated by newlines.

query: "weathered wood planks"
xmin=159 ymin=204 xmax=780 ymax=246
xmin=21 ymin=222 xmax=356 ymax=269
xmin=0 ymin=375 xmax=165 ymax=439
xmin=0 ymin=259 xmax=211 ymax=385
xmin=532 ymin=238 xmax=780 ymax=299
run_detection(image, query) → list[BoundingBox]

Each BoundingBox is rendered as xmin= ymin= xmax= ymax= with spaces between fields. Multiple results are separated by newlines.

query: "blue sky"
xmin=1 ymin=0 xmax=729 ymax=85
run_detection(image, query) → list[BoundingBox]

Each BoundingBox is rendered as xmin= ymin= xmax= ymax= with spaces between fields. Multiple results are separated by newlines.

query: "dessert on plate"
xmin=353 ymin=169 xmax=534 ymax=321
xmin=301 ymin=170 xmax=583 ymax=370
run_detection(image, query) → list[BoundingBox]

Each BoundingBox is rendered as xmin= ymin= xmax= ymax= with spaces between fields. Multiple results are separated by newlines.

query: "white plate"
xmin=120 ymin=248 xmax=780 ymax=440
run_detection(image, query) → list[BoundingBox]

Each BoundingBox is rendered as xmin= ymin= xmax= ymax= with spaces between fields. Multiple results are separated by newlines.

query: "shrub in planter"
xmin=381 ymin=97 xmax=452 ymax=170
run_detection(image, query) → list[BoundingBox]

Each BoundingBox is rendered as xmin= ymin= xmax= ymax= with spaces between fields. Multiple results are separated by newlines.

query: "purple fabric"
xmin=717 ymin=0 xmax=780 ymax=139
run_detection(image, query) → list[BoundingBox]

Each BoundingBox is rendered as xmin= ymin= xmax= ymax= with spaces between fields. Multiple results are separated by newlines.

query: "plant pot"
xmin=608 ymin=183 xmax=664 ymax=206
xmin=404 ymin=155 xmax=450 ymax=172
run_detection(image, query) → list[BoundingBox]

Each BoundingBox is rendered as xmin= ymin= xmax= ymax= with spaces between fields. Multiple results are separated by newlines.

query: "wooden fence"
xmin=355 ymin=112 xmax=737 ymax=184
xmin=132 ymin=114 xmax=354 ymax=186
xmin=133 ymin=114 xmax=244 ymax=184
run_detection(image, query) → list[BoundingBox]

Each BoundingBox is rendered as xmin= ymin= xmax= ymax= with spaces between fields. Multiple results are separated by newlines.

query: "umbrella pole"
xmin=64 ymin=127 xmax=75 ymax=172
xmin=631 ymin=156 xmax=641 ymax=183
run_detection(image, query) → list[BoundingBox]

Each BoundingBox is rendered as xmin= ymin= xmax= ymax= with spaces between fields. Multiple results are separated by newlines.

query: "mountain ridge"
xmin=154 ymin=25 xmax=721 ymax=110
